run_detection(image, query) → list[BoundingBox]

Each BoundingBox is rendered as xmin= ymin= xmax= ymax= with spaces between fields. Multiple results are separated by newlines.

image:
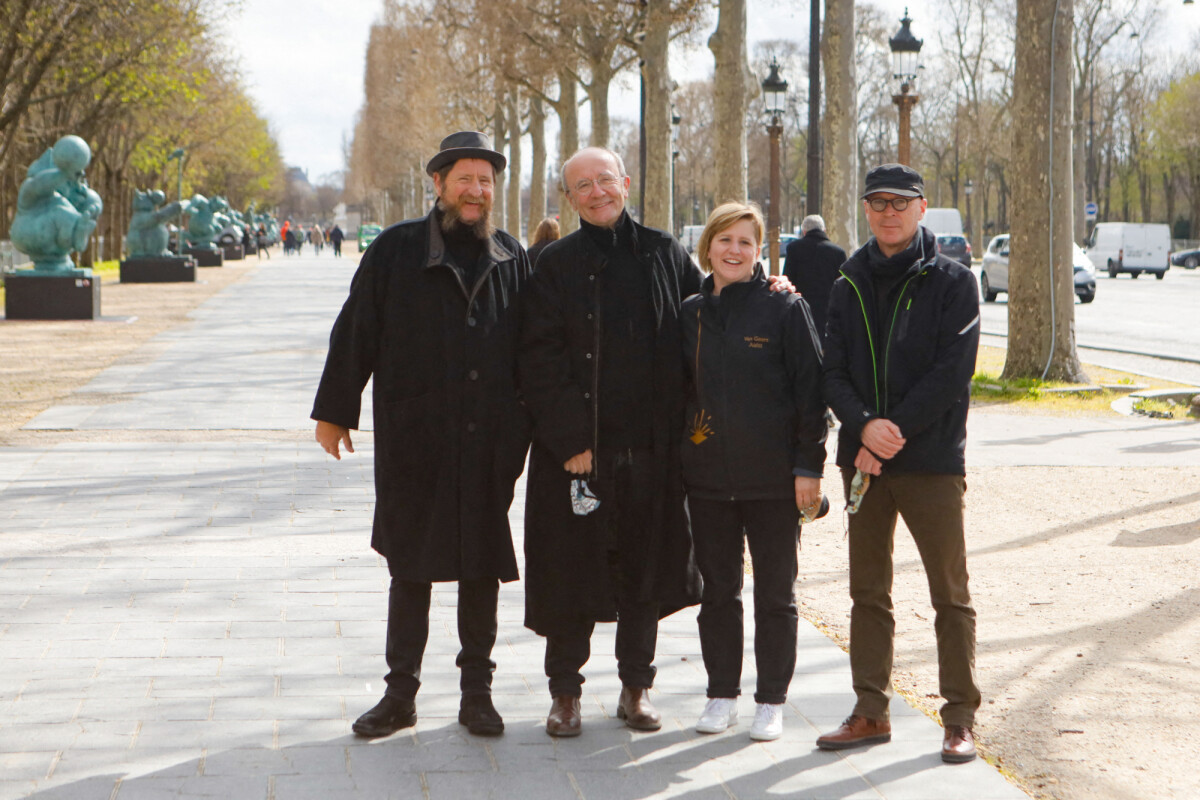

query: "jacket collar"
xmin=574 ymin=211 xmax=671 ymax=272
xmin=422 ymin=206 xmax=515 ymax=270
xmin=842 ymin=227 xmax=937 ymax=282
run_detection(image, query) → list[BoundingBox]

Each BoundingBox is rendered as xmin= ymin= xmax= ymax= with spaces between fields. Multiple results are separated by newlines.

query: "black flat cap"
xmin=426 ymin=131 xmax=507 ymax=176
xmin=862 ymin=163 xmax=924 ymax=198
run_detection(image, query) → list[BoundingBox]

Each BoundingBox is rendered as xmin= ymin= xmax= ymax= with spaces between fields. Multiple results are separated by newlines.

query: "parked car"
xmin=935 ymin=234 xmax=972 ymax=268
xmin=980 ymin=234 xmax=1096 ymax=304
xmin=1085 ymin=222 xmax=1171 ymax=279
xmin=358 ymin=223 xmax=382 ymax=251
xmin=1170 ymin=248 xmax=1200 ymax=269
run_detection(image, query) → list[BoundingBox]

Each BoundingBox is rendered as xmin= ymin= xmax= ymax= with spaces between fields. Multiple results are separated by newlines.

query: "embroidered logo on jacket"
xmin=744 ymin=335 xmax=769 ymax=349
xmin=689 ymin=410 xmax=715 ymax=444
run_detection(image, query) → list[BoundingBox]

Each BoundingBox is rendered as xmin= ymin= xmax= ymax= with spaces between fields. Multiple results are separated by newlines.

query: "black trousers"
xmin=383 ymin=560 xmax=499 ymax=700
xmin=689 ymin=497 xmax=800 ymax=705
xmin=544 ymin=449 xmax=659 ymax=698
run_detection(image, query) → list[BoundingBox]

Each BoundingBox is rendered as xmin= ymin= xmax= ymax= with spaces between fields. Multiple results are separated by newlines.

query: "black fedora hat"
xmin=425 ymin=131 xmax=507 ymax=176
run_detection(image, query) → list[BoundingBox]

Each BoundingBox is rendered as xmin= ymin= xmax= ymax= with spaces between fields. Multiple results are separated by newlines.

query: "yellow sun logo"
xmin=689 ymin=411 xmax=715 ymax=445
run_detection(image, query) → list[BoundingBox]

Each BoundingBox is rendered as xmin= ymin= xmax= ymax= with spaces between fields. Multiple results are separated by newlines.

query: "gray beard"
xmin=438 ymin=198 xmax=493 ymax=240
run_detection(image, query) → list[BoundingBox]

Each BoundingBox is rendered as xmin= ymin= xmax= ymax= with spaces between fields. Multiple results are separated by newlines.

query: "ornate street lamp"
xmin=964 ymin=178 xmax=974 ymax=258
xmin=167 ymin=147 xmax=186 ymax=253
xmin=762 ymin=59 xmax=788 ymax=275
xmin=889 ymin=10 xmax=923 ymax=165
xmin=672 ymin=110 xmax=682 ymax=236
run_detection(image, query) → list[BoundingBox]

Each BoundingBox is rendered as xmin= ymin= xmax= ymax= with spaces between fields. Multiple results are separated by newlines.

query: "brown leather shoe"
xmin=546 ymin=695 xmax=582 ymax=737
xmin=942 ymin=724 xmax=977 ymax=763
xmin=616 ymin=686 xmax=662 ymax=731
xmin=815 ymin=714 xmax=891 ymax=750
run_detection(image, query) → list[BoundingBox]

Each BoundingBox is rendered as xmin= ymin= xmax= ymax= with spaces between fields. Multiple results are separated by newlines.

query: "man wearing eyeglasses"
xmin=816 ymin=164 xmax=982 ymax=763
xmin=517 ymin=146 xmax=705 ymax=738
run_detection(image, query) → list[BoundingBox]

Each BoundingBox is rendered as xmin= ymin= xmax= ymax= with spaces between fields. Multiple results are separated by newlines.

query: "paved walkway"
xmin=7 ymin=249 xmax=1164 ymax=799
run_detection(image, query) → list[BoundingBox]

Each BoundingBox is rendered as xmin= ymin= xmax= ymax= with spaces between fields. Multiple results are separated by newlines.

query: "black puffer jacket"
xmin=822 ymin=228 xmax=980 ymax=475
xmin=681 ymin=269 xmax=827 ymax=501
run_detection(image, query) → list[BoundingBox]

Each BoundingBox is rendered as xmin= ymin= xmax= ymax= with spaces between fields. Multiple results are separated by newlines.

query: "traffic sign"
xmin=1084 ymin=201 xmax=1098 ymax=220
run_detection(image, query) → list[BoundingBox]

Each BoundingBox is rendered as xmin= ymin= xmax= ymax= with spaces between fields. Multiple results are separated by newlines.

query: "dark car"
xmin=1171 ymin=248 xmax=1200 ymax=269
xmin=935 ymin=234 xmax=972 ymax=268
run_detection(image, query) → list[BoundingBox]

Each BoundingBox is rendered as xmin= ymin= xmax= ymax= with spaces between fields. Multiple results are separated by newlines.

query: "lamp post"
xmin=762 ymin=59 xmax=788 ymax=276
xmin=889 ymin=10 xmax=923 ymax=166
xmin=964 ymin=178 xmax=974 ymax=256
xmin=167 ymin=147 xmax=186 ymax=253
xmin=671 ymin=110 xmax=682 ymax=236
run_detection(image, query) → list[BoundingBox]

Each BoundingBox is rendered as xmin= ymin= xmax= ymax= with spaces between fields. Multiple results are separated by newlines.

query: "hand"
xmin=794 ymin=476 xmax=821 ymax=512
xmin=316 ymin=420 xmax=354 ymax=460
xmin=564 ymin=449 xmax=593 ymax=475
xmin=854 ymin=446 xmax=883 ymax=476
xmin=766 ymin=273 xmax=796 ymax=294
xmin=861 ymin=418 xmax=906 ymax=459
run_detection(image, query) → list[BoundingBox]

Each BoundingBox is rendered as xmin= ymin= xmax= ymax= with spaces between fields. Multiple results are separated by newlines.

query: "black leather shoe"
xmin=352 ymin=695 xmax=417 ymax=738
xmin=459 ymin=694 xmax=504 ymax=736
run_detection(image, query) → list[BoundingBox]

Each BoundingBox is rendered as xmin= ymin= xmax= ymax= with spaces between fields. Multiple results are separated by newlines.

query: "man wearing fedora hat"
xmin=816 ymin=163 xmax=982 ymax=762
xmin=311 ymin=131 xmax=532 ymax=739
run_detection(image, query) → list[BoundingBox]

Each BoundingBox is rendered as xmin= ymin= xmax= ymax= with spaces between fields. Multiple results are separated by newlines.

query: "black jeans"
xmin=689 ymin=497 xmax=800 ymax=705
xmin=545 ymin=449 xmax=659 ymax=698
xmin=383 ymin=562 xmax=499 ymax=700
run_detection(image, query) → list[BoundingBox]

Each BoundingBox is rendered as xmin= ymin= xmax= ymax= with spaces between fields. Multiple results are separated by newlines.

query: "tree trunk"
xmin=556 ymin=69 xmax=580 ymax=234
xmin=507 ymin=87 xmax=523 ymax=238
xmin=586 ymin=65 xmax=614 ymax=148
xmin=641 ymin=0 xmax=672 ymax=231
xmin=529 ymin=93 xmax=547 ymax=238
xmin=709 ymin=0 xmax=753 ymax=204
xmin=492 ymin=99 xmax=507 ymax=229
xmin=1073 ymin=114 xmax=1087 ymax=244
xmin=821 ymin=0 xmax=857 ymax=252
xmin=1004 ymin=0 xmax=1085 ymax=382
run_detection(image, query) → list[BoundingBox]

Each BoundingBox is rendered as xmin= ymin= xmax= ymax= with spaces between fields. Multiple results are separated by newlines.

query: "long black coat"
xmin=518 ymin=218 xmax=703 ymax=636
xmin=312 ymin=209 xmax=532 ymax=583
xmin=783 ymin=229 xmax=847 ymax=341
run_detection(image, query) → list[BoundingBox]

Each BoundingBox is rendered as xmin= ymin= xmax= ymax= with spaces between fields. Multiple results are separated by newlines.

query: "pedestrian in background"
xmin=328 ymin=224 xmax=344 ymax=257
xmin=526 ymin=216 xmax=560 ymax=268
xmin=681 ymin=202 xmax=827 ymax=742
xmin=782 ymin=214 xmax=846 ymax=345
xmin=816 ymin=163 xmax=981 ymax=763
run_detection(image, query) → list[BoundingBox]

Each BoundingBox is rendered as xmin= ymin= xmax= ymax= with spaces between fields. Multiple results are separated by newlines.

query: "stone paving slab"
xmin=0 ymin=257 xmax=1029 ymax=799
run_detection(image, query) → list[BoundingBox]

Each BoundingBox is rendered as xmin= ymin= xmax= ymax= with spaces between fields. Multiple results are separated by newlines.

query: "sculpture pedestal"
xmin=222 ymin=244 xmax=244 ymax=261
xmin=119 ymin=256 xmax=197 ymax=283
xmin=185 ymin=247 xmax=224 ymax=267
xmin=4 ymin=272 xmax=101 ymax=320
xmin=243 ymin=241 xmax=257 ymax=255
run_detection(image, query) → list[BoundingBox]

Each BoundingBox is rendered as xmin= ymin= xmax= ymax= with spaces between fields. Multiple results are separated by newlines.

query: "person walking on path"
xmin=526 ymin=216 xmax=560 ymax=268
xmin=782 ymin=214 xmax=846 ymax=344
xmin=328 ymin=224 xmax=345 ymax=257
xmin=517 ymin=146 xmax=705 ymax=739
xmin=311 ymin=131 xmax=532 ymax=740
xmin=815 ymin=163 xmax=982 ymax=763
xmin=681 ymin=202 xmax=828 ymax=742
xmin=256 ymin=224 xmax=271 ymax=259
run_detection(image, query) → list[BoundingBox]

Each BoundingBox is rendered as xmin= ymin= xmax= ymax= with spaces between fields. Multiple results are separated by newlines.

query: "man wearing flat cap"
xmin=816 ymin=163 xmax=982 ymax=763
xmin=311 ymin=131 xmax=532 ymax=739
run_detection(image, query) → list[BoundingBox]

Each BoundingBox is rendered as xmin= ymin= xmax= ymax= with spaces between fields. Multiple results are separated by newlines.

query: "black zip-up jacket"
xmin=681 ymin=269 xmax=828 ymax=501
xmin=823 ymin=228 xmax=980 ymax=475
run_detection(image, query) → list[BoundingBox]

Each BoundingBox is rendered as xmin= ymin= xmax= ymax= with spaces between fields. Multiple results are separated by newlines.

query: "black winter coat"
xmin=681 ymin=269 xmax=827 ymax=500
xmin=822 ymin=228 xmax=980 ymax=475
xmin=518 ymin=217 xmax=703 ymax=635
xmin=311 ymin=209 xmax=532 ymax=582
xmin=783 ymin=229 xmax=847 ymax=342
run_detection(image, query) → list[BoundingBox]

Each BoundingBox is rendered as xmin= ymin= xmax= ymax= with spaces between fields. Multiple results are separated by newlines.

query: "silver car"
xmin=980 ymin=234 xmax=1097 ymax=304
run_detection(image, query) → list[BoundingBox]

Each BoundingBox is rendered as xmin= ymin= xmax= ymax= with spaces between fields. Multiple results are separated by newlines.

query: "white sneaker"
xmin=696 ymin=698 xmax=739 ymax=734
xmin=749 ymin=703 xmax=784 ymax=741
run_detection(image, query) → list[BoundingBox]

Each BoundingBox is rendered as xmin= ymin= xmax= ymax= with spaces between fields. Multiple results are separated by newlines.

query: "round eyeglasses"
xmin=865 ymin=196 xmax=915 ymax=212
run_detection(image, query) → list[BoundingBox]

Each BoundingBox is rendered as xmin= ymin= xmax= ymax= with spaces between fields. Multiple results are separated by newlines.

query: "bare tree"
xmin=709 ymin=0 xmax=755 ymax=203
xmin=1006 ymin=0 xmax=1086 ymax=381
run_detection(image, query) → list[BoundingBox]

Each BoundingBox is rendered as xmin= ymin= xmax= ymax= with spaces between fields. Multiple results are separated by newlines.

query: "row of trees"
xmin=347 ymin=0 xmax=1197 ymax=250
xmin=1 ymin=0 xmax=285 ymax=262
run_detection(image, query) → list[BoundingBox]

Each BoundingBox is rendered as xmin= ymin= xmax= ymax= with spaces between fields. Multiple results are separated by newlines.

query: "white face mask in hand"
xmin=570 ymin=479 xmax=600 ymax=516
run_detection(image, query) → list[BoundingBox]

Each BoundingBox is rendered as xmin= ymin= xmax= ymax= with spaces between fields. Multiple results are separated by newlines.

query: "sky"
xmin=223 ymin=0 xmax=1200 ymax=185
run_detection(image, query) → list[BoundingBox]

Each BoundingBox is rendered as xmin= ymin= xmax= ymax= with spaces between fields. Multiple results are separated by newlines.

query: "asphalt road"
xmin=976 ymin=263 xmax=1200 ymax=364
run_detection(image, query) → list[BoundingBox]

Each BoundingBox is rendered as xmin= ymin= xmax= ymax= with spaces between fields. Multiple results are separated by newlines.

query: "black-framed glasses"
xmin=865 ymin=196 xmax=915 ymax=212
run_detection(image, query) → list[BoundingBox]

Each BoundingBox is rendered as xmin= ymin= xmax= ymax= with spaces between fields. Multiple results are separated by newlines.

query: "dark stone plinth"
xmin=119 ymin=256 xmax=197 ymax=283
xmin=185 ymin=247 xmax=224 ymax=267
xmin=4 ymin=272 xmax=101 ymax=320
xmin=243 ymin=241 xmax=257 ymax=255
xmin=222 ymin=244 xmax=244 ymax=261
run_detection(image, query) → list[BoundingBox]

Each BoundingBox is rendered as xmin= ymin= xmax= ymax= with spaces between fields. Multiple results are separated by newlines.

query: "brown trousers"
xmin=841 ymin=468 xmax=981 ymax=727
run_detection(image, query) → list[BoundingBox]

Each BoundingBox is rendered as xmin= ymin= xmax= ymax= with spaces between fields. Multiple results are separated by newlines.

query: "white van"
xmin=1085 ymin=222 xmax=1171 ymax=279
xmin=921 ymin=208 xmax=964 ymax=236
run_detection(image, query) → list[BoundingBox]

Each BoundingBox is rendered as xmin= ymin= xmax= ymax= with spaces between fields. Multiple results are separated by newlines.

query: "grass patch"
xmin=1132 ymin=397 xmax=1193 ymax=420
xmin=972 ymin=345 xmax=1191 ymax=415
